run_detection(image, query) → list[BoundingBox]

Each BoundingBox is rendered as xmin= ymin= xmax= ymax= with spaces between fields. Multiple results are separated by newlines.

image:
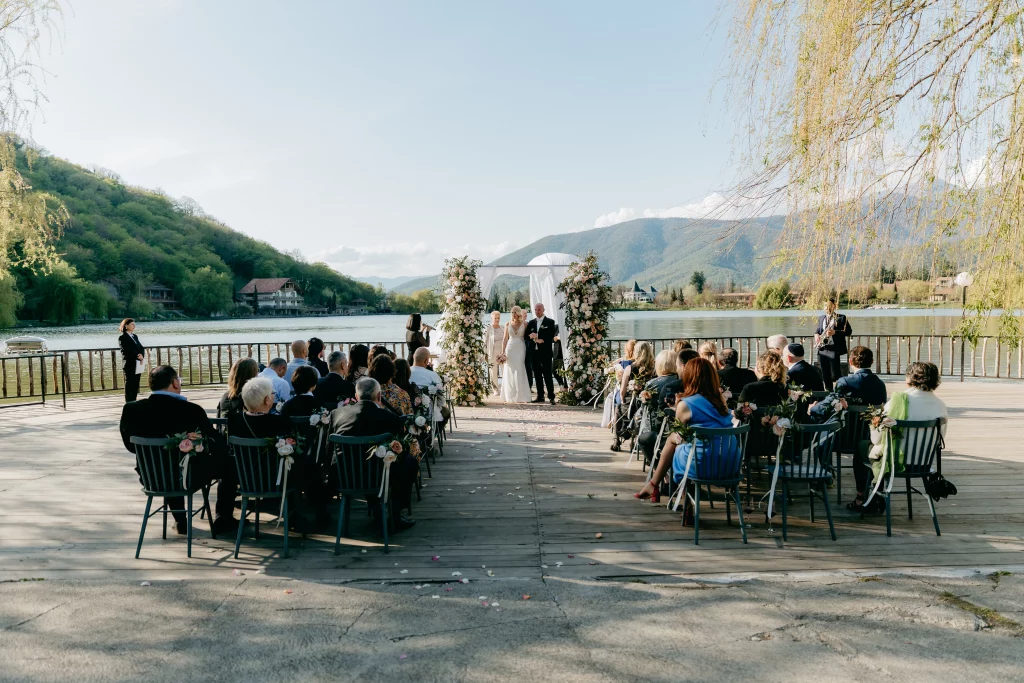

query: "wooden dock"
xmin=2 ymin=380 xmax=1023 ymax=582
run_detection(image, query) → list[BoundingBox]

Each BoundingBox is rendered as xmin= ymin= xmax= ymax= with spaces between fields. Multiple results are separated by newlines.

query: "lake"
xmin=4 ymin=308 xmax=983 ymax=350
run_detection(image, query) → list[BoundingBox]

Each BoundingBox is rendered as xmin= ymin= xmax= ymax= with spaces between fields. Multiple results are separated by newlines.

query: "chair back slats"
xmin=328 ymin=433 xmax=392 ymax=493
xmin=785 ymin=422 xmax=841 ymax=479
xmin=228 ymin=436 xmax=286 ymax=496
xmin=894 ymin=418 xmax=945 ymax=472
xmin=836 ymin=404 xmax=876 ymax=453
xmin=691 ymin=424 xmax=749 ymax=481
xmin=130 ymin=436 xmax=188 ymax=495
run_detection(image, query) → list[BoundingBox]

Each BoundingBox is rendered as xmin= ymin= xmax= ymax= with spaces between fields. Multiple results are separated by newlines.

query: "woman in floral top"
xmin=369 ymin=354 xmax=413 ymax=416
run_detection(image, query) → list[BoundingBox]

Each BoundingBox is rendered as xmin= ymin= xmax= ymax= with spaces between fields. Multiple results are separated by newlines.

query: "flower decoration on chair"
xmin=555 ymin=251 xmax=613 ymax=405
xmin=437 ymin=255 xmax=488 ymax=407
xmin=171 ymin=430 xmax=207 ymax=489
xmin=270 ymin=435 xmax=304 ymax=522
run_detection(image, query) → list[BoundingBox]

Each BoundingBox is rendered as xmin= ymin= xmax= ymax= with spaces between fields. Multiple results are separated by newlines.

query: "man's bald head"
xmin=413 ymin=347 xmax=431 ymax=366
xmin=291 ymin=340 xmax=308 ymax=359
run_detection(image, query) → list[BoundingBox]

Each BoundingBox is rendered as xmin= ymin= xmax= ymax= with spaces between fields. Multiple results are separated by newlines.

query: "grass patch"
xmin=940 ymin=592 xmax=1024 ymax=635
xmin=989 ymin=571 xmax=1012 ymax=585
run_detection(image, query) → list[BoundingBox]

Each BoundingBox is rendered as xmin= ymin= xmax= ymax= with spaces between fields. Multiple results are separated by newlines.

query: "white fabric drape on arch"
xmin=477 ymin=252 xmax=577 ymax=369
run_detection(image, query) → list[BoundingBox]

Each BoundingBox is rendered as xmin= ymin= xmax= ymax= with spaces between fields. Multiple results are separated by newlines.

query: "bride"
xmin=499 ymin=305 xmax=533 ymax=403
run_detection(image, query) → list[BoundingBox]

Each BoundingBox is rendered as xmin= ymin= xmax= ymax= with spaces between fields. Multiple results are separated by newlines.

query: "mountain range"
xmin=391 ymin=215 xmax=786 ymax=294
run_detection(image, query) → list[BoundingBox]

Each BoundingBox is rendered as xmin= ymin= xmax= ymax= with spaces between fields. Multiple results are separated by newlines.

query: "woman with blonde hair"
xmin=738 ymin=350 xmax=789 ymax=407
xmin=698 ymin=341 xmax=718 ymax=364
xmin=499 ymin=305 xmax=532 ymax=403
xmin=612 ymin=341 xmax=656 ymax=451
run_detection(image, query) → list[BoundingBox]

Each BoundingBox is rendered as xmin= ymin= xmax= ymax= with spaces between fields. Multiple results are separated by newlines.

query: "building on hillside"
xmin=340 ymin=298 xmax=370 ymax=315
xmin=622 ymin=281 xmax=656 ymax=303
xmin=237 ymin=278 xmax=303 ymax=315
xmin=719 ymin=292 xmax=756 ymax=306
xmin=930 ymin=277 xmax=959 ymax=303
xmin=143 ymin=284 xmax=182 ymax=311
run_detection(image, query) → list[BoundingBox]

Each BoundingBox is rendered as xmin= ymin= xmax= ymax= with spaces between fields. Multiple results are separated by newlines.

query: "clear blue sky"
xmin=34 ymin=1 xmax=736 ymax=277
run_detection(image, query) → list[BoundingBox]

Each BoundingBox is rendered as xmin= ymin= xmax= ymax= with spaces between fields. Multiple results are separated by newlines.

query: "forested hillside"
xmin=2 ymin=139 xmax=377 ymax=326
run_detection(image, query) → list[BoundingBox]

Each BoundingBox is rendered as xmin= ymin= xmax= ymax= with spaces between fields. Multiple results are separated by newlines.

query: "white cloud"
xmin=593 ymin=192 xmax=770 ymax=228
xmin=311 ymin=240 xmax=520 ymax=278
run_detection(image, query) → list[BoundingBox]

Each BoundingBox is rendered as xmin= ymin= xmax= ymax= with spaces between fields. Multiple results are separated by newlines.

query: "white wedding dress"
xmin=500 ymin=322 xmax=533 ymax=404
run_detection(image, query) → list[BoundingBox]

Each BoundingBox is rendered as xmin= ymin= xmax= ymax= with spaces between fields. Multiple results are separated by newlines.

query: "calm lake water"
xmin=4 ymin=308 xmax=983 ymax=350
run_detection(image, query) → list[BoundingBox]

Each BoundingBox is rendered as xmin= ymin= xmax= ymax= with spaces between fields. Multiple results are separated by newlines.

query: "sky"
xmin=32 ymin=1 xmax=738 ymax=278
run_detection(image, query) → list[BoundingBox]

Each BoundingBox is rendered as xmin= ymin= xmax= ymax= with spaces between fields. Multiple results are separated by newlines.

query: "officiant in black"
xmin=525 ymin=303 xmax=559 ymax=404
xmin=118 ymin=318 xmax=145 ymax=402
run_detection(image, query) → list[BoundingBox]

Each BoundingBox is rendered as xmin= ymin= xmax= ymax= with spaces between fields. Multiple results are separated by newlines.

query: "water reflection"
xmin=5 ymin=308 xmax=988 ymax=350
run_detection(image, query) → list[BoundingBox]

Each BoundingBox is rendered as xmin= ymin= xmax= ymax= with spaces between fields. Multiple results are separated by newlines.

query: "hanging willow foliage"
xmin=0 ymin=1 xmax=66 ymax=287
xmin=726 ymin=0 xmax=1024 ymax=345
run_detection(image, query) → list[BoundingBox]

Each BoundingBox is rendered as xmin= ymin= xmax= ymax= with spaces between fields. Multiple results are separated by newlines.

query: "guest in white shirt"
xmin=854 ymin=361 xmax=947 ymax=511
xmin=285 ymin=340 xmax=320 ymax=392
xmin=259 ymin=357 xmax=292 ymax=403
xmin=483 ymin=311 xmax=504 ymax=395
xmin=410 ymin=347 xmax=445 ymax=422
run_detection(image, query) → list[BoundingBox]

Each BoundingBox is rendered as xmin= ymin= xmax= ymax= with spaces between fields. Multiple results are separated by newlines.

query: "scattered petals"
xmin=445 ymin=587 xmax=454 ymax=592
xmin=460 ymin=578 xmax=469 ymax=584
xmin=140 ymin=581 xmax=152 ymax=587
xmin=232 ymin=569 xmax=243 ymax=576
xmin=595 ymin=533 xmax=603 ymax=539
xmin=432 ymin=595 xmax=440 ymax=599
xmin=399 ymin=654 xmax=407 ymax=660
xmin=567 ymin=555 xmax=574 ymax=559
xmin=255 ymin=568 xmax=266 ymax=575
xmin=452 ymin=571 xmax=462 ymax=576
xmin=361 ymin=549 xmax=367 ymax=553
xmin=400 ymin=569 xmax=408 ymax=574
xmin=431 ymin=555 xmax=440 ymax=561
xmin=283 ymin=589 xmax=293 ymax=594
xmin=522 ymin=595 xmax=531 ymax=600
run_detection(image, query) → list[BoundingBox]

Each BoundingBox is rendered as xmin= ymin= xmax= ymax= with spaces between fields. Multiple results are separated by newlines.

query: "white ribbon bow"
xmin=180 ymin=452 xmax=194 ymax=490
xmin=276 ymin=454 xmax=294 ymax=523
xmin=863 ymin=431 xmax=896 ymax=507
xmin=669 ymin=434 xmax=699 ymax=511
xmin=378 ymin=452 xmax=397 ymax=501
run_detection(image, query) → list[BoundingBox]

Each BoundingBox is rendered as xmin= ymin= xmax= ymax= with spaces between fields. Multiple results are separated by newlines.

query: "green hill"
xmin=3 ymin=140 xmax=377 ymax=325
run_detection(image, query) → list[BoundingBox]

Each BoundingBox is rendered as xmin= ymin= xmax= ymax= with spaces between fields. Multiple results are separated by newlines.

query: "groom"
xmin=525 ymin=303 xmax=559 ymax=404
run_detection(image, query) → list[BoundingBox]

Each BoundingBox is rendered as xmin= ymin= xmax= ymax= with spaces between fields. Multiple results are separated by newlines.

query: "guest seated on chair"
xmin=394 ymin=358 xmax=418 ymax=400
xmin=259 ymin=357 xmax=292 ymax=405
xmin=637 ymin=349 xmax=681 ymax=465
xmin=783 ymin=342 xmax=824 ymax=392
xmin=280 ymin=366 xmax=323 ymax=418
xmin=218 ymin=358 xmax=259 ymax=418
xmin=739 ymin=351 xmax=789 ymax=407
xmin=717 ymin=348 xmax=757 ymax=399
xmin=612 ymin=341 xmax=655 ymax=451
xmin=369 ymin=354 xmax=412 ymax=416
xmin=347 ymin=344 xmax=370 ymax=382
xmin=698 ymin=341 xmax=718 ymax=364
xmin=767 ymin=334 xmax=790 ymax=355
xmin=850 ymin=361 xmax=947 ymax=513
xmin=314 ymin=350 xmax=355 ymax=404
xmin=331 ymin=377 xmax=417 ymax=531
xmin=672 ymin=339 xmax=693 ymax=354
xmin=835 ymin=345 xmax=887 ymax=405
xmin=635 ymin=358 xmax=737 ymax=505
xmin=120 ymin=365 xmax=238 ymax=534
xmin=285 ymin=339 xmax=319 ymax=391
xmin=227 ymin=377 xmax=292 ymax=438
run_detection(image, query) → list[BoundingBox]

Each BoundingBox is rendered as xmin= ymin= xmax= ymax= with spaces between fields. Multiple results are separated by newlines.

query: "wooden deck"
xmin=2 ymin=380 xmax=1023 ymax=582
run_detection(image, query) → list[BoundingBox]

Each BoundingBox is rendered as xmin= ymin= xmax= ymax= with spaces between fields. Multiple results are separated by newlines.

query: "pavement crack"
xmin=389 ymin=616 xmax=563 ymax=642
xmin=2 ymin=601 xmax=68 ymax=632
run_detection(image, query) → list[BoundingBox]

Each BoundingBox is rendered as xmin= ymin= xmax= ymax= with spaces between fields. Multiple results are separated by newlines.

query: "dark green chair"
xmin=880 ymin=418 xmax=946 ymax=537
xmin=832 ymin=403 xmax=877 ymax=503
xmin=130 ymin=436 xmax=214 ymax=559
xmin=769 ymin=422 xmax=841 ymax=541
xmin=328 ymin=433 xmax=394 ymax=554
xmin=228 ymin=436 xmax=297 ymax=559
xmin=672 ymin=424 xmax=751 ymax=545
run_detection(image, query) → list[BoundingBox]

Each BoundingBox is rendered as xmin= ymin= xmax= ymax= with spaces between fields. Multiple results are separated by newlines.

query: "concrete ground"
xmin=3 ymin=382 xmax=1024 ymax=681
xmin=3 ymin=571 xmax=1024 ymax=682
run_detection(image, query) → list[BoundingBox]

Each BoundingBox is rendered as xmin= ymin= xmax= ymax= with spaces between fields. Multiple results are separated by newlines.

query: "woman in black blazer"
xmin=405 ymin=313 xmax=432 ymax=364
xmin=118 ymin=318 xmax=146 ymax=402
xmin=815 ymin=300 xmax=853 ymax=391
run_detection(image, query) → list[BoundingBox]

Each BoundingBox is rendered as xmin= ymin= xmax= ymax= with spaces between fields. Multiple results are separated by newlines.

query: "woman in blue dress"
xmin=634 ymin=357 xmax=737 ymax=503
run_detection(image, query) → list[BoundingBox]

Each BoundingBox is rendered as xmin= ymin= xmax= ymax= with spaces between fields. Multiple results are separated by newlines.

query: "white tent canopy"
xmin=478 ymin=252 xmax=578 ymax=367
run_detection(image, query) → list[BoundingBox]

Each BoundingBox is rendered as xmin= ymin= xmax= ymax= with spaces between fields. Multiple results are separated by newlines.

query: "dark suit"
xmin=525 ymin=316 xmax=558 ymax=401
xmin=835 ymin=369 xmax=887 ymax=406
xmin=314 ymin=372 xmax=355 ymax=405
xmin=738 ymin=379 xmax=788 ymax=407
xmin=120 ymin=393 xmax=237 ymax=524
xmin=331 ymin=401 xmax=416 ymax=514
xmin=815 ymin=313 xmax=852 ymax=390
xmin=718 ymin=366 xmax=758 ymax=395
xmin=787 ymin=360 xmax=824 ymax=392
xmin=281 ymin=393 xmax=322 ymax=419
xmin=118 ymin=332 xmax=145 ymax=402
xmin=227 ymin=412 xmax=292 ymax=439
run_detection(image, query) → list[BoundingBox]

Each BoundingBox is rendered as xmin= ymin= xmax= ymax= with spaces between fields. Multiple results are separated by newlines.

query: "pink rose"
xmin=179 ymin=439 xmax=193 ymax=453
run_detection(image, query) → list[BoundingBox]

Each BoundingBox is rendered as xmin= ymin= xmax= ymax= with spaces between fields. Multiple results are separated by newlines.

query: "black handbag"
xmin=922 ymin=472 xmax=957 ymax=501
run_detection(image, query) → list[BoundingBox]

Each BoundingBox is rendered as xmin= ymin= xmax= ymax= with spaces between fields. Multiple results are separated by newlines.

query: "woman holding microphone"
xmin=405 ymin=313 xmax=433 ymax=364
xmin=118 ymin=318 xmax=146 ymax=402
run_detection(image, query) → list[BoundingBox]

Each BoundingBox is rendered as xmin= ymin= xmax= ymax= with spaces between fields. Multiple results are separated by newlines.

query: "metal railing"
xmin=1 ymin=335 xmax=1019 ymax=404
